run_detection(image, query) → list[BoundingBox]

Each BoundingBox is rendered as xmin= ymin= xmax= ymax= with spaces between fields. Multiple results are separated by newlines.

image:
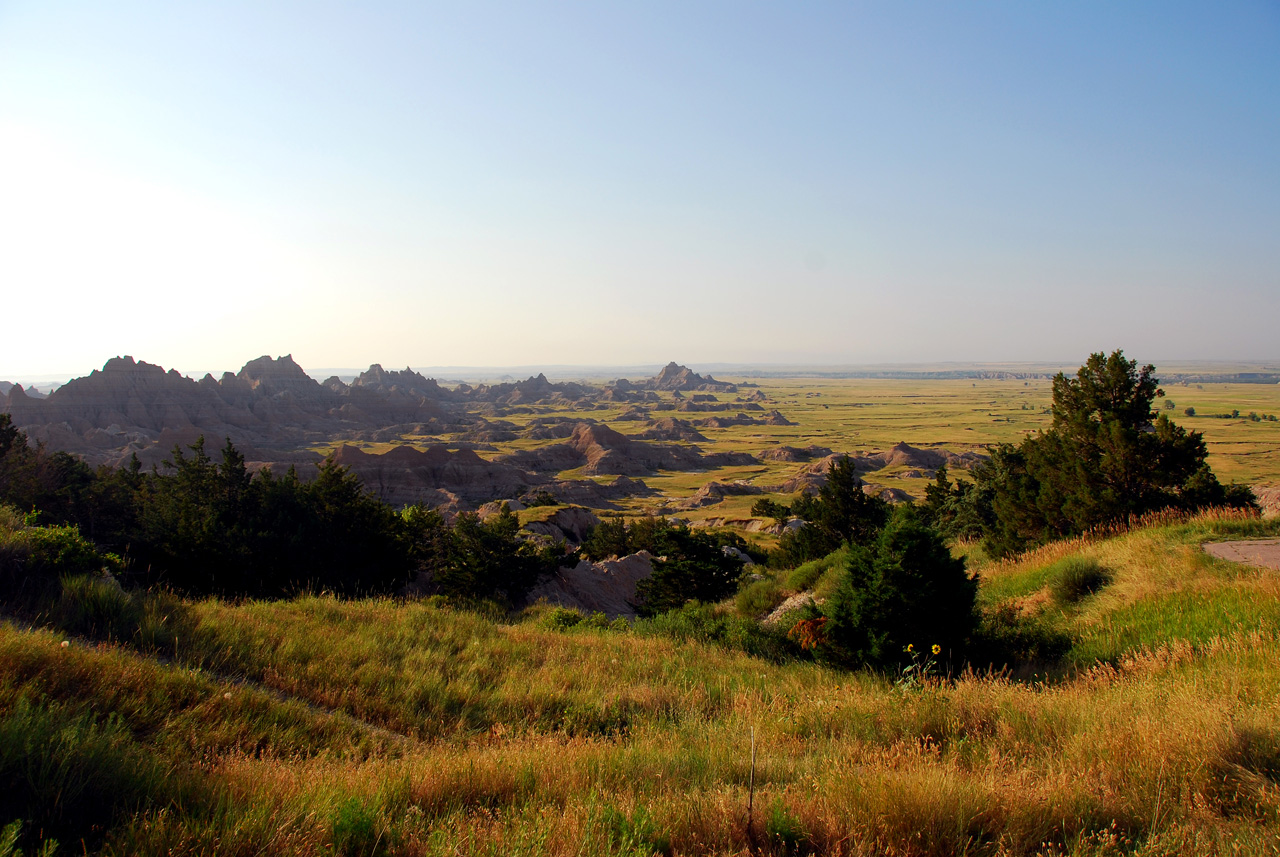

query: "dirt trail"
xmin=1203 ymin=539 xmax=1280 ymax=570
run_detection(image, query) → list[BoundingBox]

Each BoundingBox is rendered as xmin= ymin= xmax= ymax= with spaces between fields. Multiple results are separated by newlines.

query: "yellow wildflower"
xmin=932 ymin=644 xmax=942 ymax=655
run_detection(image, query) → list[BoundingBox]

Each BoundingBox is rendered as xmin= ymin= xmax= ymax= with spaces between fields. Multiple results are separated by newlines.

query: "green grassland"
xmin=6 ymin=510 xmax=1280 ymax=855
xmin=311 ymin=376 xmax=1280 ymax=536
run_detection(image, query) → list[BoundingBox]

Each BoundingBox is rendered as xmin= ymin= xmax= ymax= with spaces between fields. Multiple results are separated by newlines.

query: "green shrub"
xmin=784 ymin=546 xmax=851 ymax=592
xmin=765 ymin=798 xmax=807 ymax=854
xmin=823 ymin=506 xmax=977 ymax=669
xmin=0 ymin=820 xmax=57 ymax=857
xmin=330 ymin=797 xmax=387 ymax=857
xmin=969 ymin=602 xmax=1072 ymax=669
xmin=1049 ymin=557 xmax=1111 ymax=604
xmin=538 ymin=605 xmax=585 ymax=631
xmin=635 ymin=603 xmax=800 ymax=663
xmin=735 ymin=577 xmax=784 ymax=618
xmin=600 ymin=803 xmax=670 ymax=857
xmin=534 ymin=605 xmax=629 ymax=633
xmin=0 ymin=519 xmax=120 ymax=611
xmin=54 ymin=574 xmax=143 ymax=642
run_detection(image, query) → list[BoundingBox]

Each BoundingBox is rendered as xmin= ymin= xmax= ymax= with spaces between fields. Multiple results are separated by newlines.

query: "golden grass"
xmin=10 ymin=512 xmax=1280 ymax=854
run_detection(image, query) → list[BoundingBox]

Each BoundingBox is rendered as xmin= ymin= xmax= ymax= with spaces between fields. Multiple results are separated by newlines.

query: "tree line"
xmin=1 ymin=349 xmax=1258 ymax=670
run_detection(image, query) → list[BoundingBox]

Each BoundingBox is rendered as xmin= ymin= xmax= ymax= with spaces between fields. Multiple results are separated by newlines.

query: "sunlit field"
xmin=6 ymin=510 xmax=1280 ymax=855
xmin=312 ymin=376 xmax=1280 ymax=530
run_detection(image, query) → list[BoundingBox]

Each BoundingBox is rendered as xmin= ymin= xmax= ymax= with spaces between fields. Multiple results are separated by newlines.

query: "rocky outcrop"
xmin=777 ymin=446 xmax=983 ymax=495
xmin=677 ymin=400 xmax=762 ymax=413
xmin=464 ymin=373 xmax=593 ymax=407
xmin=694 ymin=411 xmax=783 ymax=428
xmin=607 ymin=362 xmax=738 ymax=395
xmin=349 ymin=364 xmax=459 ymax=401
xmin=520 ymin=506 xmax=601 ymax=545
xmin=638 ymin=418 xmax=708 ymax=442
xmin=497 ymin=422 xmax=741 ymax=477
xmin=524 ymin=551 xmax=658 ymax=619
xmin=525 ymin=476 xmax=654 ymax=509
xmin=329 ymin=444 xmax=540 ymax=508
xmin=1256 ymin=486 xmax=1280 ymax=517
xmin=854 ymin=441 xmax=986 ymax=472
xmin=760 ymin=445 xmax=833 ymax=462
xmin=669 ymin=480 xmax=765 ymax=510
xmin=646 ymin=362 xmax=737 ymax=393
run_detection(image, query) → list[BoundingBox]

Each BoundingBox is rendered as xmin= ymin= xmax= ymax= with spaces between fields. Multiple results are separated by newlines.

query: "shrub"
xmin=636 ymin=602 xmax=800 ymax=663
xmin=735 ymin=577 xmax=784 ymax=618
xmin=1049 ymin=557 xmax=1112 ymax=604
xmin=0 ymin=820 xmax=57 ymax=857
xmin=765 ymin=798 xmax=808 ymax=854
xmin=783 ymin=546 xmax=852 ymax=592
xmin=823 ymin=506 xmax=977 ymax=669
xmin=599 ymin=803 xmax=670 ymax=857
xmin=330 ymin=797 xmax=388 ymax=857
xmin=54 ymin=575 xmax=143 ymax=641
xmin=773 ymin=456 xmax=890 ymax=566
xmin=968 ymin=602 xmax=1072 ymax=669
xmin=0 ymin=519 xmax=119 ymax=606
xmin=538 ymin=606 xmax=586 ymax=631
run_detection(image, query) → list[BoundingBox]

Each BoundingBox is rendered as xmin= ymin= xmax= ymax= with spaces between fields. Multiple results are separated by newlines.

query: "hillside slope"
xmin=4 ymin=511 xmax=1280 ymax=855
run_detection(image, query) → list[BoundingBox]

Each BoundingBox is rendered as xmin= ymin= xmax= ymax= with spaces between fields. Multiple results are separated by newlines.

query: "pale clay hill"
xmin=2 ymin=355 xmax=987 ymax=514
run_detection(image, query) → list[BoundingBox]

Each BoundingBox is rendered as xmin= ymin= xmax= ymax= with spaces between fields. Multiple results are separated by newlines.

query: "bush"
xmin=54 ymin=575 xmax=143 ymax=641
xmin=823 ymin=506 xmax=977 ymax=669
xmin=735 ymin=577 xmax=784 ymax=618
xmin=773 ymin=457 xmax=890 ymax=566
xmin=783 ymin=546 xmax=852 ymax=594
xmin=0 ymin=819 xmax=57 ymax=857
xmin=636 ymin=603 xmax=801 ymax=663
xmin=968 ymin=602 xmax=1072 ymax=669
xmin=599 ymin=804 xmax=670 ymax=857
xmin=0 ymin=517 xmax=120 ymax=606
xmin=538 ymin=605 xmax=586 ymax=631
xmin=1049 ymin=557 xmax=1111 ymax=604
xmin=582 ymin=518 xmax=745 ymax=616
xmin=330 ymin=797 xmax=388 ymax=857
xmin=765 ymin=798 xmax=808 ymax=855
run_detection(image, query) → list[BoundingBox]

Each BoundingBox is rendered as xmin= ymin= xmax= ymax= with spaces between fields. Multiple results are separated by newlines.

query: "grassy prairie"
xmin=310 ymin=376 xmax=1280 ymax=531
xmin=7 ymin=511 xmax=1280 ymax=855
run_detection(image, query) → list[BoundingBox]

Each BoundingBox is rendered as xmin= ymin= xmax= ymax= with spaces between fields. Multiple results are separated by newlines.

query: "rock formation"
xmin=524 ymin=551 xmax=658 ymax=619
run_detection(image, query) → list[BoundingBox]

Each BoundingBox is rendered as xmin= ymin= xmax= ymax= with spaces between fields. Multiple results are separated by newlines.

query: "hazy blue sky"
xmin=2 ymin=1 xmax=1277 ymax=378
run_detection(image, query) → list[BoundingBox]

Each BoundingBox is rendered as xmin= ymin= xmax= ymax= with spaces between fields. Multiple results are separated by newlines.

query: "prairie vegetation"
xmin=3 ymin=352 xmax=1280 ymax=854
xmin=3 ymin=510 xmax=1280 ymax=855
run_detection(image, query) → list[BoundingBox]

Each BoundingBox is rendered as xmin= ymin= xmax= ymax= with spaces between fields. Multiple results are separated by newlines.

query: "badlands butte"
xmin=4 ymin=354 xmax=1279 ymax=537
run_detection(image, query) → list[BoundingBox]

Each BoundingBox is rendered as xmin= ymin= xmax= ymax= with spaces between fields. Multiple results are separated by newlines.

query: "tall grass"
xmin=4 ymin=509 xmax=1280 ymax=854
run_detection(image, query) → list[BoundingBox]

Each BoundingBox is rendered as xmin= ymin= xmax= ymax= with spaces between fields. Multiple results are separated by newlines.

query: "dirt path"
xmin=1203 ymin=539 xmax=1280 ymax=570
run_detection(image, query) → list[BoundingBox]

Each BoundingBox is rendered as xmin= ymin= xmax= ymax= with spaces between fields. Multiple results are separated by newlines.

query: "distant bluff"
xmin=0 ymin=356 xmax=747 ymax=477
xmin=608 ymin=362 xmax=738 ymax=395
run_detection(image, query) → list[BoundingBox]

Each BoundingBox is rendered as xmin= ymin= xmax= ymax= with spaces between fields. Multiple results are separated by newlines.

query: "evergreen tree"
xmin=978 ymin=350 xmax=1255 ymax=556
xmin=823 ymin=505 xmax=976 ymax=668
xmin=775 ymin=455 xmax=890 ymax=565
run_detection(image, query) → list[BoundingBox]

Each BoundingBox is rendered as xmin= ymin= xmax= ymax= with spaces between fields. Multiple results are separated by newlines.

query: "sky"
xmin=1 ymin=1 xmax=1278 ymax=380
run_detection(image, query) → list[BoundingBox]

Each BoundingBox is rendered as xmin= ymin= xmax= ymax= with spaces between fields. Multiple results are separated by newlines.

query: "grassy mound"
xmin=3 ymin=510 xmax=1280 ymax=854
